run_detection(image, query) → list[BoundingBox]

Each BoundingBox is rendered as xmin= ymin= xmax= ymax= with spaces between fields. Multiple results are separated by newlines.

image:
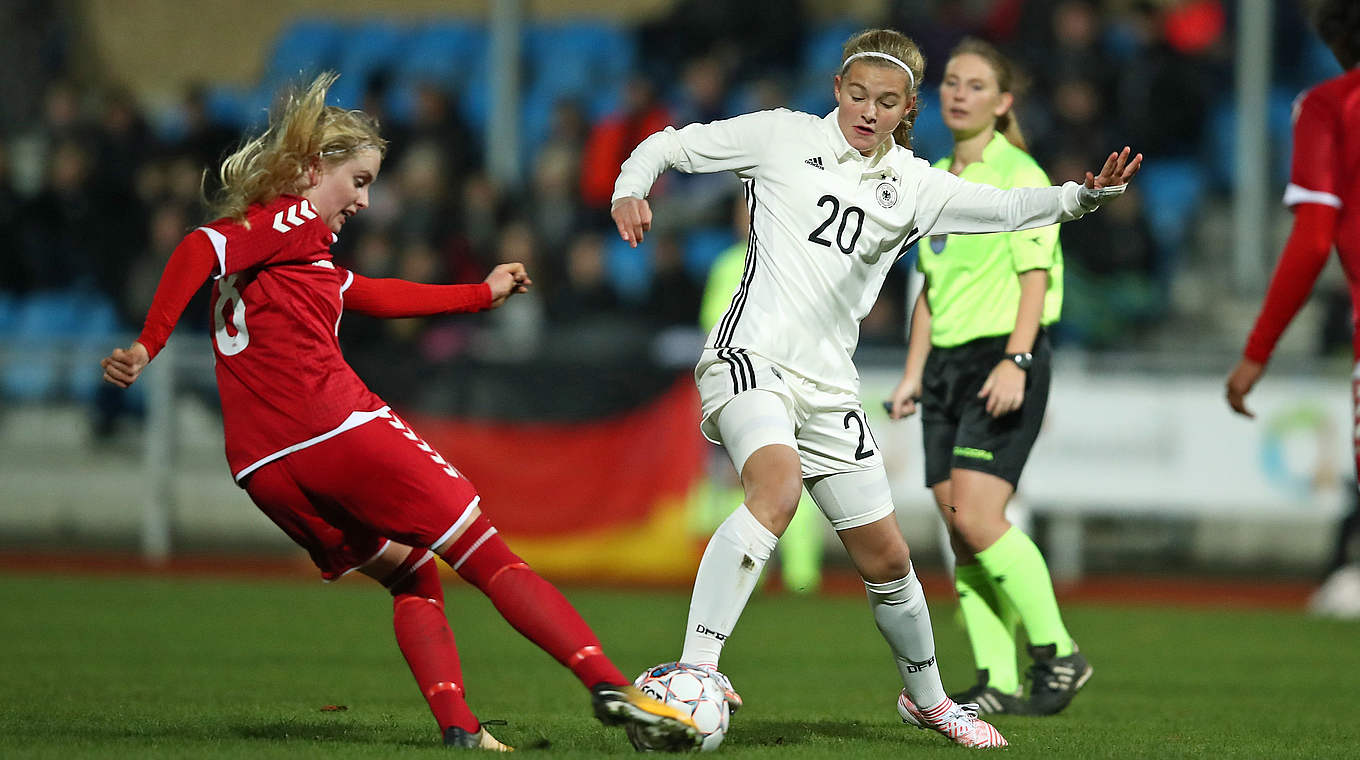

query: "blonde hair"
xmin=840 ymin=29 xmax=926 ymax=149
xmin=207 ymin=72 xmax=387 ymax=222
xmin=948 ymin=37 xmax=1028 ymax=153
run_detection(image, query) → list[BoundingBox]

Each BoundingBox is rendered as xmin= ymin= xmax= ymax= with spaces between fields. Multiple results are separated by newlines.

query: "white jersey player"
xmin=612 ymin=28 xmax=1140 ymax=749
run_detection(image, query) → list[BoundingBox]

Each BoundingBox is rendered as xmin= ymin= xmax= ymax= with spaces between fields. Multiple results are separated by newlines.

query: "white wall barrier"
xmin=860 ymin=367 xmax=1351 ymax=577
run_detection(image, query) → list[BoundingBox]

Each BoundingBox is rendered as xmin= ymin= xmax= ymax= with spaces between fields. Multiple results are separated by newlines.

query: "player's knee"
xmin=859 ymin=543 xmax=912 ymax=584
xmin=744 ymin=481 xmax=802 ymax=534
xmin=949 ymin=507 xmax=1005 ymax=553
xmin=440 ymin=516 xmax=527 ymax=590
xmin=385 ymin=549 xmax=444 ymax=605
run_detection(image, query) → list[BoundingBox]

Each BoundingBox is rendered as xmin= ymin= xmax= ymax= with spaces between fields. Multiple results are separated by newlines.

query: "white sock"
xmin=680 ymin=504 xmax=779 ymax=666
xmin=865 ymin=565 xmax=947 ymax=709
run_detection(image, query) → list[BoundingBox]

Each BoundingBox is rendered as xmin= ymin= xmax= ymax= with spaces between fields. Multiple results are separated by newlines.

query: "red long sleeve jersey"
xmin=138 ymin=195 xmax=491 ymax=482
xmin=1244 ymin=68 xmax=1358 ymax=363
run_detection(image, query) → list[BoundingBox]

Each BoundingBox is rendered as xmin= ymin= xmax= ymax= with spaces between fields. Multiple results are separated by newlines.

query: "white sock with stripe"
xmin=866 ymin=565 xmax=948 ymax=709
xmin=680 ymin=504 xmax=779 ymax=666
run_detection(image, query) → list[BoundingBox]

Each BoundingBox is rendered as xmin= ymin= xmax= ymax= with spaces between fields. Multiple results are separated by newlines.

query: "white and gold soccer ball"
xmin=626 ymin=662 xmax=730 ymax=752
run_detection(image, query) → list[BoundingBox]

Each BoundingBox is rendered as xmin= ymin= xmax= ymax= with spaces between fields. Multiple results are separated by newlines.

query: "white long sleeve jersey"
xmin=614 ymin=108 xmax=1096 ymax=396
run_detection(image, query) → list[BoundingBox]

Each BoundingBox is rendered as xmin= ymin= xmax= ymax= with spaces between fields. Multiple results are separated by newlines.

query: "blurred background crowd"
xmin=1 ymin=2 xmax=1345 ymax=397
xmin=2 ymin=0 xmax=1355 ymax=583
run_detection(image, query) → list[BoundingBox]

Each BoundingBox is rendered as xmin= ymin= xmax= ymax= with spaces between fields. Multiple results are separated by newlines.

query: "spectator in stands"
xmin=637 ymin=0 xmax=804 ymax=80
xmin=525 ymin=139 xmax=584 ymax=261
xmin=0 ymin=143 xmax=21 ymax=290
xmin=642 ymin=230 xmax=703 ymax=327
xmin=18 ymin=140 xmax=110 ymax=292
xmin=406 ymin=80 xmax=479 ymax=183
xmin=548 ymin=231 xmax=623 ymax=325
xmin=1113 ymin=1 xmax=1217 ymax=158
xmin=168 ymin=83 xmax=239 ymax=180
xmin=579 ymin=74 xmax=671 ymax=210
xmin=478 ymin=220 xmax=545 ymax=360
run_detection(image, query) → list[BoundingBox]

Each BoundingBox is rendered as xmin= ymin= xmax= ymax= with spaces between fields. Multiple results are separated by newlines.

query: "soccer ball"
xmin=626 ymin=662 xmax=730 ymax=752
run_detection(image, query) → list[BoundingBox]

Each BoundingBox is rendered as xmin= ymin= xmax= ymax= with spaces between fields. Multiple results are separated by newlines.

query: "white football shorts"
xmin=695 ymin=348 xmax=894 ymax=531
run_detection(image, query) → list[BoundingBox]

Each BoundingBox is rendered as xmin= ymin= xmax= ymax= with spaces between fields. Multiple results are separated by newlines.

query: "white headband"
xmin=841 ymin=51 xmax=916 ymax=90
xmin=321 ymin=143 xmax=383 ymax=158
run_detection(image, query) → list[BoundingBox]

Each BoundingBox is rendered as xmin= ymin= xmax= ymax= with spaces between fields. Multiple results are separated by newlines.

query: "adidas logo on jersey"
xmin=272 ymin=200 xmax=317 ymax=233
xmin=805 ymin=156 xmax=824 ymax=170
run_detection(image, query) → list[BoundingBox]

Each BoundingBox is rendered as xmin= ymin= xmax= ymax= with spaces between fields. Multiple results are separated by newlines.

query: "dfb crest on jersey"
xmin=876 ymin=181 xmax=898 ymax=208
xmin=930 ymin=234 xmax=948 ymax=253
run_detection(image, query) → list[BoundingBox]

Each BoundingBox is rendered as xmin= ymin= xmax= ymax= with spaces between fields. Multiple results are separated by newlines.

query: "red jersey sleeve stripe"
xmin=197 ymin=226 xmax=228 ymax=277
xmin=1283 ymin=183 xmax=1342 ymax=209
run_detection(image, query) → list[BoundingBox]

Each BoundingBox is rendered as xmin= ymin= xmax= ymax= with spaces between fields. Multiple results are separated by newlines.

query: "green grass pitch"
xmin=2 ymin=572 xmax=1358 ymax=758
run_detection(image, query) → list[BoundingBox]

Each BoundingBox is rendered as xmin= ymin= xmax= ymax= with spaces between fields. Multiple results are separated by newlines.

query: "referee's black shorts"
xmin=920 ymin=330 xmax=1051 ymax=488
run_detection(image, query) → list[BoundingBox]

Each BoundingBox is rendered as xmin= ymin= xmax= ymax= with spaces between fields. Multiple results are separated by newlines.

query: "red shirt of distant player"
xmin=1244 ymin=68 xmax=1360 ymax=363
xmin=200 ymin=194 xmax=385 ymax=480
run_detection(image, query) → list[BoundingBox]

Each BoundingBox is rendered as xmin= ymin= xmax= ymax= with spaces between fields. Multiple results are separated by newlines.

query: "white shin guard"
xmin=865 ymin=566 xmax=947 ymax=709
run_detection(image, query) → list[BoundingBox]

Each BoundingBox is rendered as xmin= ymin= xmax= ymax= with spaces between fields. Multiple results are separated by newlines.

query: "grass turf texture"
xmin=2 ymin=573 xmax=1358 ymax=758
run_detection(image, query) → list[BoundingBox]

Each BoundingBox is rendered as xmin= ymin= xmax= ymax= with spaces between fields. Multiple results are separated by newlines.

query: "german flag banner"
xmin=399 ymin=375 xmax=708 ymax=584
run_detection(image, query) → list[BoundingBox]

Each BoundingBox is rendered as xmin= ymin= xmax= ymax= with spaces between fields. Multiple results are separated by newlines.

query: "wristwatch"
xmin=1007 ymin=352 xmax=1033 ymax=371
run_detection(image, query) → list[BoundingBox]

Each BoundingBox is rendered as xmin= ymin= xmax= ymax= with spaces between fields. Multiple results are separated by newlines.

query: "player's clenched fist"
xmin=611 ymin=196 xmax=652 ymax=247
xmin=484 ymin=262 xmax=532 ymax=308
xmin=100 ymin=341 xmax=150 ymax=388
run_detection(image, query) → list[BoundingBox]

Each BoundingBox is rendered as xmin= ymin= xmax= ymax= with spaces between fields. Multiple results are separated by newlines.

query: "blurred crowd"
xmin=0 ymin=0 xmax=1342 ymax=383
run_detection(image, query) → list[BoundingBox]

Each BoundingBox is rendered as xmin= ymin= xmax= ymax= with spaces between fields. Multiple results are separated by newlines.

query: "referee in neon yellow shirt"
xmin=887 ymin=38 xmax=1088 ymax=717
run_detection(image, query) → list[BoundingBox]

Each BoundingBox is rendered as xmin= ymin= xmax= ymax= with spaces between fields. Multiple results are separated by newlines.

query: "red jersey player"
xmin=1227 ymin=1 xmax=1358 ymax=427
xmin=99 ymin=73 xmax=699 ymax=752
xmin=1227 ymin=2 xmax=1360 ymax=613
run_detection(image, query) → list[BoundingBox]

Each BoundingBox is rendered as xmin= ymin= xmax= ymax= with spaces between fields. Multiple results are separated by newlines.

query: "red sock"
xmin=386 ymin=550 xmax=480 ymax=733
xmin=446 ymin=516 xmax=626 ymax=688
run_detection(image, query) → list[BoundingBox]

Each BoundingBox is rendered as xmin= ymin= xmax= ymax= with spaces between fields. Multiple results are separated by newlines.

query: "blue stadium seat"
xmin=1300 ymin=36 xmax=1342 ymax=87
xmin=395 ymin=22 xmax=486 ymax=83
xmin=261 ymin=20 xmax=344 ymax=86
xmin=3 ymin=291 xmax=81 ymax=401
xmin=327 ymin=21 xmax=413 ymax=110
xmin=70 ymin=296 xmax=120 ymax=403
xmin=203 ymin=85 xmax=252 ymax=130
xmin=0 ymin=291 xmax=16 ymax=336
xmin=15 ymin=291 xmax=83 ymax=338
xmin=909 ymin=90 xmax=952 ymax=163
xmin=1137 ymin=159 xmax=1206 ymax=283
xmin=801 ymin=20 xmax=865 ymax=84
xmin=527 ymin=22 xmax=635 ymax=101
xmin=606 ymin=237 xmax=654 ymax=304
xmin=683 ymin=227 xmax=736 ymax=282
xmin=1204 ymin=88 xmax=1298 ymax=189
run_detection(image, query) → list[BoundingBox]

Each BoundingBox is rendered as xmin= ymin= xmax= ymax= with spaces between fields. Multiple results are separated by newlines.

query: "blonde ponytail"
xmin=207 ymin=72 xmax=387 ymax=223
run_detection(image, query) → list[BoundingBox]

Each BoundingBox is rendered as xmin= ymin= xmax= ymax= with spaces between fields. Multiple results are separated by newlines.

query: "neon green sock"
xmin=777 ymin=492 xmax=823 ymax=593
xmin=954 ymin=563 xmax=1020 ymax=693
xmin=974 ymin=526 xmax=1074 ymax=657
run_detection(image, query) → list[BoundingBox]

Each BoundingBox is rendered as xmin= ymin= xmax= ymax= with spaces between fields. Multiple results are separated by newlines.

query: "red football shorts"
xmin=243 ymin=410 xmax=482 ymax=580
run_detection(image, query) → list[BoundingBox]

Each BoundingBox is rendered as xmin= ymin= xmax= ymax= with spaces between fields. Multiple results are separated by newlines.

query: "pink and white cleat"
xmin=897 ymin=690 xmax=1008 ymax=748
xmin=696 ymin=664 xmax=743 ymax=715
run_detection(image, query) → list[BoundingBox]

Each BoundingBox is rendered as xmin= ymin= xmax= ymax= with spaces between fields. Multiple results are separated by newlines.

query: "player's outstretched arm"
xmin=101 ymin=341 xmax=151 ymax=389
xmin=100 ymin=231 xmax=217 ymax=389
xmin=485 ymin=262 xmax=532 ymax=308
